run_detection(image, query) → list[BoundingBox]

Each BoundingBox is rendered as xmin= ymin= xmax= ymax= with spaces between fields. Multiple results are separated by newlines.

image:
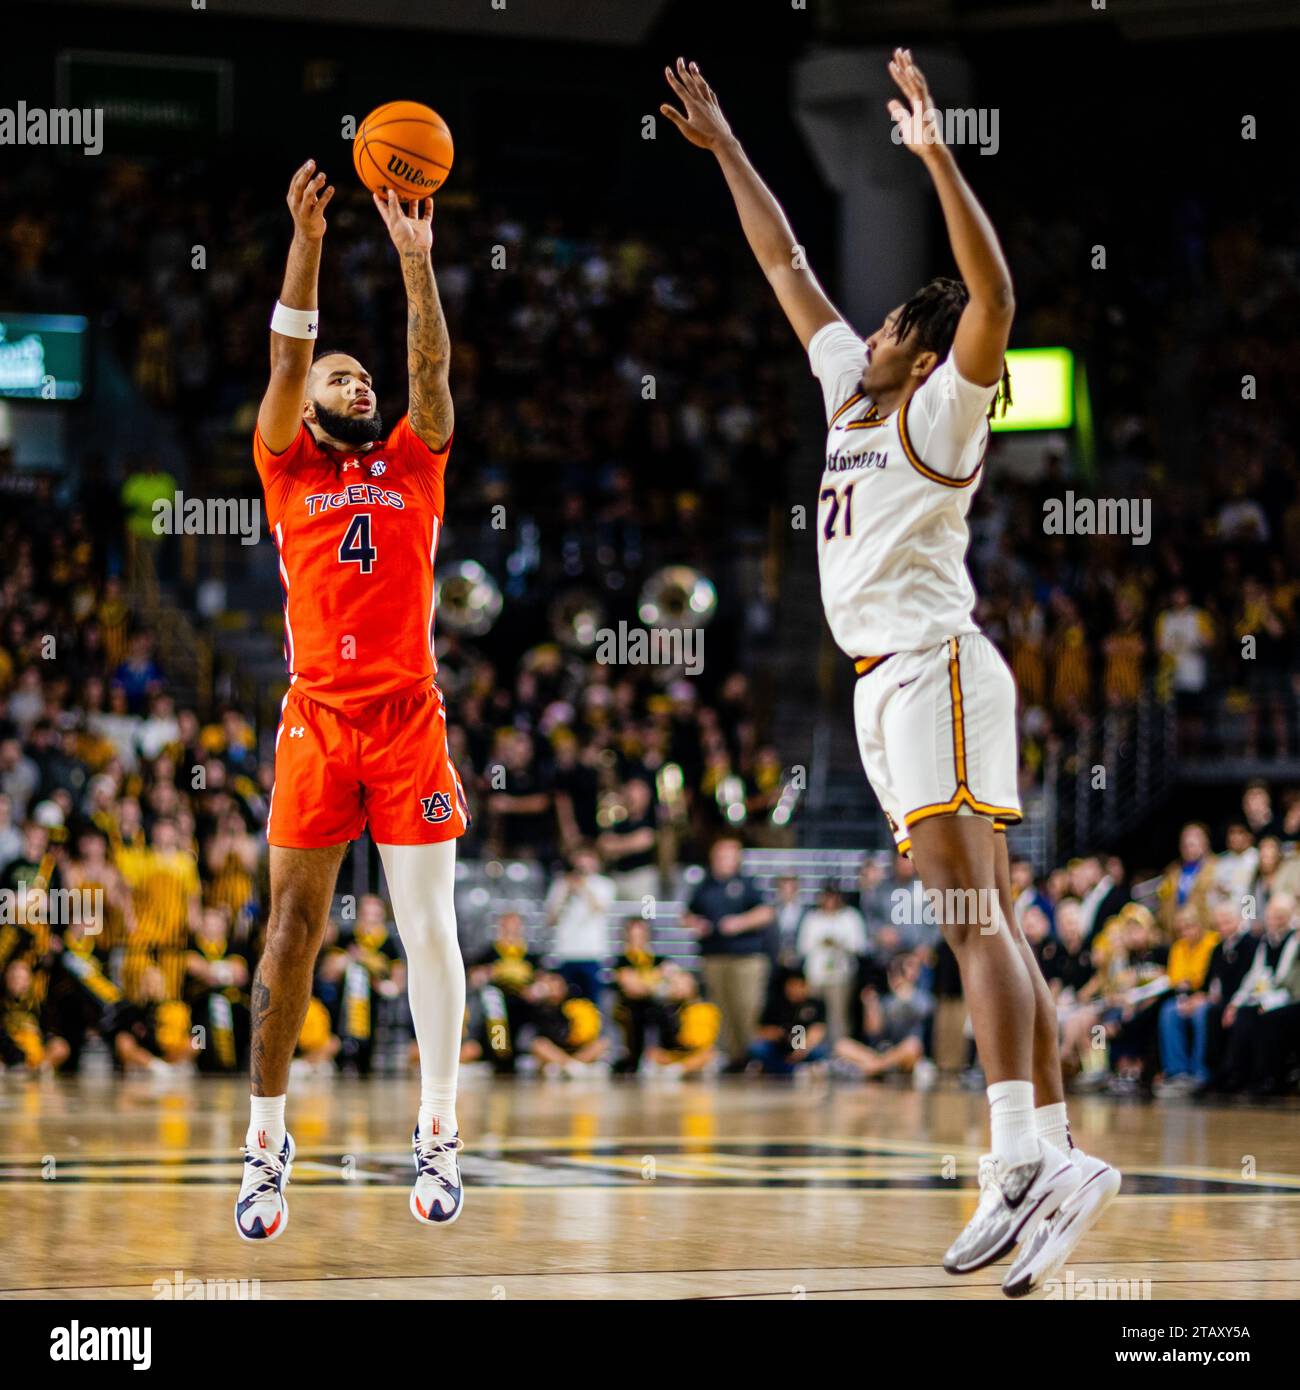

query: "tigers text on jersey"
xmin=253 ymin=416 xmax=449 ymax=713
xmin=809 ymin=321 xmax=996 ymax=659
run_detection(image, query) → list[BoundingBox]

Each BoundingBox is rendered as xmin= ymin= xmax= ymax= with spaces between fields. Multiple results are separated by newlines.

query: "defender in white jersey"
xmin=664 ymin=49 xmax=1118 ymax=1295
xmin=810 ymin=322 xmax=1021 ymax=856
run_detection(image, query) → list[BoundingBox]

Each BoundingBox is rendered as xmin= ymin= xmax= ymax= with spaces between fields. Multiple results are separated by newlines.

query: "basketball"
xmin=353 ymin=100 xmax=454 ymax=200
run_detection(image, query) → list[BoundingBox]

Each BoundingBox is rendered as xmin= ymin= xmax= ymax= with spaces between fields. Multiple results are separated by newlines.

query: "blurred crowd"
xmin=2 ymin=147 xmax=1300 ymax=1095
xmin=5 ymin=159 xmax=1300 ymax=787
xmin=5 ymin=597 xmax=1300 ymax=1103
xmin=969 ymin=201 xmax=1300 ymax=776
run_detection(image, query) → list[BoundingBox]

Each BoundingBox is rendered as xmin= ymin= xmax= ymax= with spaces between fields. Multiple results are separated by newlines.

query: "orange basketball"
xmin=353 ymin=101 xmax=454 ymax=201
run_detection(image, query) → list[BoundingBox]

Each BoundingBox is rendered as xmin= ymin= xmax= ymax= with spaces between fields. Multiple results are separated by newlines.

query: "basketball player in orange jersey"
xmin=235 ymin=159 xmax=468 ymax=1241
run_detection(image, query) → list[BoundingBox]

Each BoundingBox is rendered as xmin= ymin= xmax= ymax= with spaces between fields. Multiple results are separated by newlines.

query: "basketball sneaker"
xmin=235 ymin=1131 xmax=295 ymax=1242
xmin=1000 ymin=1148 xmax=1122 ymax=1297
xmin=410 ymin=1124 xmax=464 ymax=1225
xmin=943 ymin=1140 xmax=1080 ymax=1275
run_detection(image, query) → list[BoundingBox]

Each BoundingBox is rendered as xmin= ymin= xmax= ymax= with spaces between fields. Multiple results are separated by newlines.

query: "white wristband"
xmin=271 ymin=301 xmax=319 ymax=340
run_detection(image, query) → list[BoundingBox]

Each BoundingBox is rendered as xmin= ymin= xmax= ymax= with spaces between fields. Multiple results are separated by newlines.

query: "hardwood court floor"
xmin=2 ymin=1071 xmax=1298 ymax=1300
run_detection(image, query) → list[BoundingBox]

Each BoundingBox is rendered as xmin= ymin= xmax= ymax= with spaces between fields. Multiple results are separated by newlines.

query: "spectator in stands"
xmin=834 ymin=952 xmax=933 ymax=1083
xmin=883 ymin=851 xmax=936 ymax=952
xmin=596 ymin=776 xmax=660 ymax=902
xmin=852 ymin=856 xmax=895 ymax=930
xmin=184 ymin=905 xmax=250 ymax=1074
xmin=544 ymin=842 xmax=615 ymax=1001
xmin=1236 ymin=578 xmax=1290 ymax=759
xmin=1249 ymin=836 xmax=1285 ymax=913
xmin=748 ymin=966 xmax=827 ymax=1076
xmin=0 ymin=792 xmax=21 ymax=867
xmin=1242 ymin=781 xmax=1282 ymax=842
xmin=1044 ymin=899 xmax=1094 ymax=1002
xmin=796 ymin=882 xmax=867 ymax=1045
xmin=1213 ymin=892 xmax=1299 ymax=1094
xmin=1215 ymin=824 xmax=1259 ymax=903
xmin=1156 ymin=822 xmax=1214 ymax=935
xmin=112 ymin=633 xmax=165 ymax=716
xmin=1154 ymin=905 xmax=1221 ymax=1095
xmin=610 ymin=919 xmax=665 ymax=1075
xmin=0 ymin=737 xmax=39 ymax=819
xmin=485 ymin=731 xmax=554 ymax=860
xmin=525 ymin=971 xmax=607 ymax=1077
xmin=771 ymin=874 xmax=804 ymax=966
xmin=1155 ymin=585 xmax=1213 ymax=750
xmin=463 ymin=911 xmax=542 ymax=1074
xmin=1075 ymin=855 xmax=1129 ymax=945
xmin=643 ymin=962 xmax=720 ymax=1076
xmin=1010 ymin=855 xmax=1054 ymax=933
xmin=1 ymin=958 xmax=71 ymax=1074
xmin=1200 ymin=898 xmax=1259 ymax=1086
xmin=117 ymin=816 xmax=200 ymax=1002
xmin=682 ymin=834 xmax=774 ymax=1073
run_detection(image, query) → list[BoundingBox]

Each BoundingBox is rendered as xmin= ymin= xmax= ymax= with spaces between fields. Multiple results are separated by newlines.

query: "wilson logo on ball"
xmin=385 ymin=155 xmax=437 ymax=189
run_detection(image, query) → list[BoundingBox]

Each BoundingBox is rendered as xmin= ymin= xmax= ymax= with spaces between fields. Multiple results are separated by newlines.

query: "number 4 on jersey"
xmin=339 ymin=512 xmax=377 ymax=573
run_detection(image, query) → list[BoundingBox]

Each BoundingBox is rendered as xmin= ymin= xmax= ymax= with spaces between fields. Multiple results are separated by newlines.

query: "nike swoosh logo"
xmin=898 ymin=676 xmax=921 ymax=689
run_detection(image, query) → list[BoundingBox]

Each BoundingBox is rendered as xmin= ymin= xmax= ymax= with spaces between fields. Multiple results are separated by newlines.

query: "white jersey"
xmin=809 ymin=320 xmax=997 ymax=659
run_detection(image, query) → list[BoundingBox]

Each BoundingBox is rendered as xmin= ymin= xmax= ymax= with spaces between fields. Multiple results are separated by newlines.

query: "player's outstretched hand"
xmin=887 ymin=47 xmax=943 ymax=161
xmin=374 ymin=189 xmax=434 ymax=255
xmin=661 ymin=57 xmax=734 ymax=151
xmin=287 ymin=159 xmax=334 ymax=240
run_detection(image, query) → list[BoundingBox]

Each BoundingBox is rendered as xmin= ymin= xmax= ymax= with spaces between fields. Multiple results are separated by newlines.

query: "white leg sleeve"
xmin=377 ymin=840 xmax=465 ymax=1124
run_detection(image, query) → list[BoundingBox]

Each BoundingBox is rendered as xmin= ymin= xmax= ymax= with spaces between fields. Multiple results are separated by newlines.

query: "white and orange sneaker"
xmin=410 ymin=1124 xmax=464 ymax=1226
xmin=235 ymin=1131 xmax=295 ymax=1242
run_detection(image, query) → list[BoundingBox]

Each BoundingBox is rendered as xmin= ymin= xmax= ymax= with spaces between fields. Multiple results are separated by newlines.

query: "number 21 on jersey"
xmin=821 ymin=483 xmax=855 ymax=541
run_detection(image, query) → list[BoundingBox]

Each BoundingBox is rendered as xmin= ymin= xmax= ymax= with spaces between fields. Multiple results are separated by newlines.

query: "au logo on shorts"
xmin=420 ymin=792 xmax=453 ymax=823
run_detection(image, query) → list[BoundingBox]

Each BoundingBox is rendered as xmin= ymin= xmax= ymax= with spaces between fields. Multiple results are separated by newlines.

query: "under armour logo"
xmin=420 ymin=793 xmax=452 ymax=823
xmin=342 ymin=460 xmax=360 ymax=471
xmin=289 ymin=727 xmax=305 ymax=738
xmin=369 ymin=460 xmax=387 ymax=477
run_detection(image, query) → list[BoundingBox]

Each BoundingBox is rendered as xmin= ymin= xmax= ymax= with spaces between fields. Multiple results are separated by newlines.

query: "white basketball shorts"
xmin=852 ymin=633 xmax=1022 ymax=857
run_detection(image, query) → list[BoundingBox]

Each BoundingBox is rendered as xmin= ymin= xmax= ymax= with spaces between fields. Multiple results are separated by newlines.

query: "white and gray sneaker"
xmin=943 ymin=1141 xmax=1080 ymax=1275
xmin=1001 ymin=1148 xmax=1122 ymax=1297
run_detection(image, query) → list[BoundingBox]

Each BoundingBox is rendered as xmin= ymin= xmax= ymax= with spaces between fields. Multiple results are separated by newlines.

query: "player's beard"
xmin=312 ymin=400 xmax=384 ymax=447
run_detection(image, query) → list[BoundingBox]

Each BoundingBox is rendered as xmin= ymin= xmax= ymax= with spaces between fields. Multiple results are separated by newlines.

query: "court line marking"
xmin=7 ymin=1263 xmax=1300 ymax=1298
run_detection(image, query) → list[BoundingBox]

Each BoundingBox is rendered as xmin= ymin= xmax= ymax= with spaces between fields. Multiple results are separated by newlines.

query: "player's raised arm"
xmin=661 ymin=58 xmax=843 ymax=352
xmin=887 ymin=49 xmax=1014 ymax=387
xmin=375 ymin=190 xmax=453 ymax=452
xmin=258 ymin=160 xmax=334 ymax=455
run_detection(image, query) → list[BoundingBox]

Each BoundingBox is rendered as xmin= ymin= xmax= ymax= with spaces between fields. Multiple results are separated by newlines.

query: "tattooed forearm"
xmin=401 ymin=249 xmax=454 ymax=448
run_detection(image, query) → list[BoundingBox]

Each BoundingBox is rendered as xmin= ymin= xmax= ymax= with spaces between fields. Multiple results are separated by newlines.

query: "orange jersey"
xmin=254 ymin=417 xmax=450 ymax=712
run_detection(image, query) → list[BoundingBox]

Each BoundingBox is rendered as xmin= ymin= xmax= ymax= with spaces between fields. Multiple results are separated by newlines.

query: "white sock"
xmin=419 ymin=1080 xmax=458 ymax=1142
xmin=1035 ymin=1101 xmax=1072 ymax=1154
xmin=247 ymin=1095 xmax=286 ymax=1153
xmin=987 ymin=1080 xmax=1039 ymax=1166
xmin=377 ymin=840 xmax=465 ymax=1146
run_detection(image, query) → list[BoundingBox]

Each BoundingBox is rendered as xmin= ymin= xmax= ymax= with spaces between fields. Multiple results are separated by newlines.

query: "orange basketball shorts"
xmin=267 ymin=682 xmax=470 ymax=848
